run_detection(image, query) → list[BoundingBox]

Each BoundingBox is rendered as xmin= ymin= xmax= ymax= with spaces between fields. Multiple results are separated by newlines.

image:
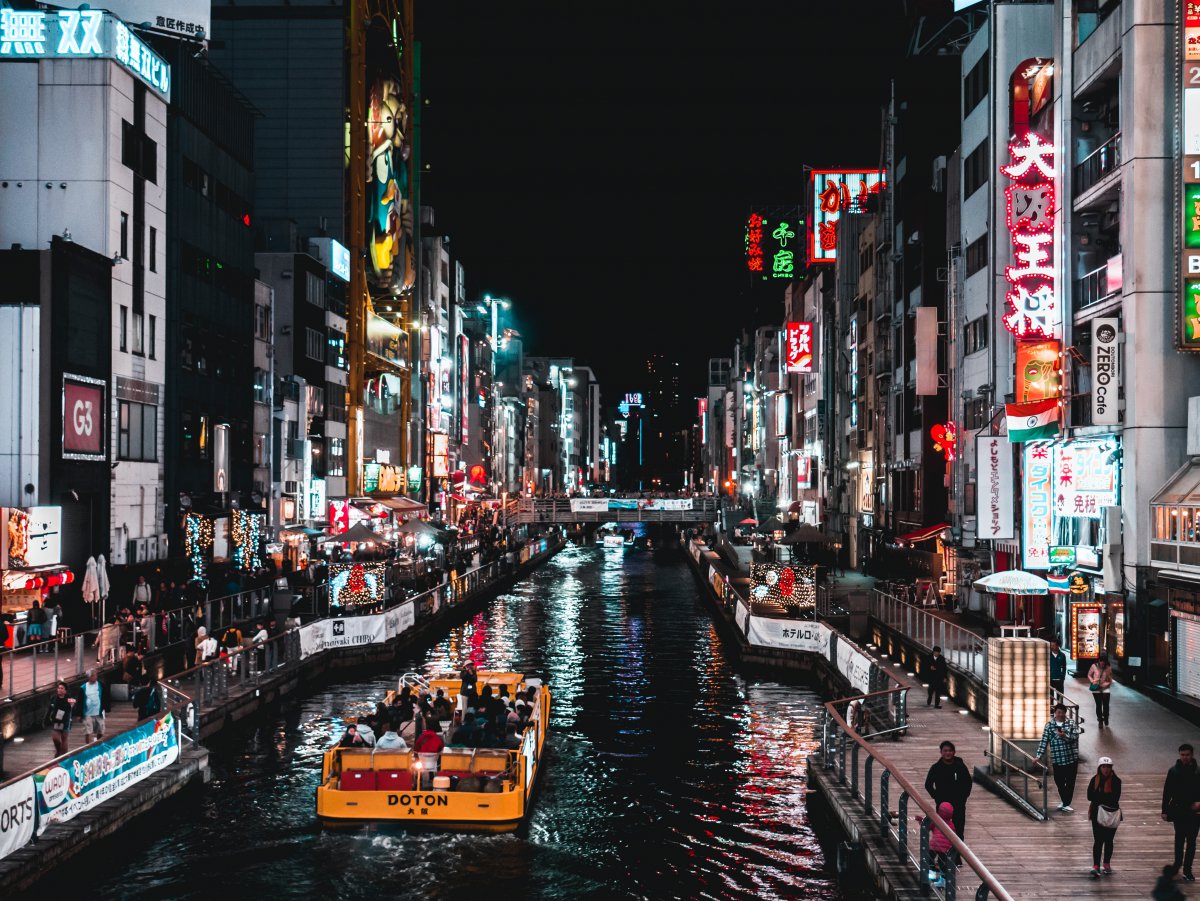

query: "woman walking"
xmin=1088 ymin=653 xmax=1114 ymax=729
xmin=1087 ymin=756 xmax=1122 ymax=878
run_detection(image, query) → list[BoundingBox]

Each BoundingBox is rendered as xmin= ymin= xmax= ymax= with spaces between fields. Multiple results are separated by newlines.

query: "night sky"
xmin=420 ymin=1 xmax=914 ymax=400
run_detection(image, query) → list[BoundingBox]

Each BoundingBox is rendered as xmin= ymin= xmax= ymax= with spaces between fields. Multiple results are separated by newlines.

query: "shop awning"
xmin=1152 ymin=461 xmax=1200 ymax=506
xmin=350 ymin=499 xmax=390 ymax=518
xmin=280 ymin=526 xmax=324 ymax=537
xmin=371 ymin=496 xmax=428 ymax=513
xmin=894 ymin=522 xmax=950 ymax=544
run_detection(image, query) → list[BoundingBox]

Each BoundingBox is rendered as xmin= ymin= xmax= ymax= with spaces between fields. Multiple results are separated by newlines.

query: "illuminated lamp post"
xmin=478 ymin=295 xmax=511 ymax=496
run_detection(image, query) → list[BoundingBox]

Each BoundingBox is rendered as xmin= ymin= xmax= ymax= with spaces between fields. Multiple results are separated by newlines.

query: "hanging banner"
xmin=34 ymin=714 xmax=179 ymax=834
xmin=0 ymin=777 xmax=35 ymax=861
xmin=835 ymin=637 xmax=873 ymax=694
xmin=734 ymin=600 xmax=749 ymax=634
xmin=746 ymin=617 xmax=831 ymax=656
xmin=568 ymin=499 xmax=609 ymax=513
xmin=1091 ymin=318 xmax=1120 ymax=425
xmin=976 ymin=437 xmax=1014 ymax=540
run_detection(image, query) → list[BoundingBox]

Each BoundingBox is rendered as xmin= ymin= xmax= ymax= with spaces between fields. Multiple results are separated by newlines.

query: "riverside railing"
xmin=984 ymin=730 xmax=1049 ymax=821
xmin=871 ymin=590 xmax=988 ymax=681
xmin=821 ymin=691 xmax=1014 ymax=901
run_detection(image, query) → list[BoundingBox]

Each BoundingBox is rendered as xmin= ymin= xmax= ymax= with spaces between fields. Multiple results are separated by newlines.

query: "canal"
xmin=59 ymin=542 xmax=843 ymax=900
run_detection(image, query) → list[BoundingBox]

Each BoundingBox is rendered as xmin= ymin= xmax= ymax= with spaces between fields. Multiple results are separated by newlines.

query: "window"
xmin=118 ymin=401 xmax=158 ymax=462
xmin=964 ymin=481 xmax=977 ymax=516
xmin=963 ymin=316 xmax=988 ymax=356
xmin=149 ymin=227 xmax=157 ymax=272
xmin=305 ymin=273 xmax=325 ymax=309
xmin=254 ymin=434 xmax=266 ymax=467
xmin=255 ymin=304 xmax=271 ymax=340
xmin=963 ymin=52 xmax=989 ymax=118
xmin=328 ymin=437 xmax=346 ymax=477
xmin=132 ymin=311 xmax=144 ymax=355
xmin=963 ymin=397 xmax=988 ymax=430
xmin=253 ymin=368 xmax=270 ymax=404
xmin=306 ymin=384 xmax=325 ymax=417
xmin=963 ymin=139 xmax=989 ymax=199
xmin=119 ymin=305 xmax=128 ymax=352
xmin=965 ymin=233 xmax=988 ymax=277
xmin=305 ymin=327 xmax=325 ymax=361
xmin=120 ymin=212 xmax=129 ymax=259
xmin=148 ymin=315 xmax=156 ymax=360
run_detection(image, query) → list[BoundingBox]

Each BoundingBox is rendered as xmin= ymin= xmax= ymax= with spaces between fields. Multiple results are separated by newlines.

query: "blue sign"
xmin=0 ymin=8 xmax=170 ymax=98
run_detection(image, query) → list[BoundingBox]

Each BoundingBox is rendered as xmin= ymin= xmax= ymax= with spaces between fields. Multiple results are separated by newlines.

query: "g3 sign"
xmin=62 ymin=375 xmax=106 ymax=461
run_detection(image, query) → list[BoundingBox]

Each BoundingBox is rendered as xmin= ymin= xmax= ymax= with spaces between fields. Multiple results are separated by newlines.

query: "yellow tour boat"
xmin=316 ymin=671 xmax=549 ymax=832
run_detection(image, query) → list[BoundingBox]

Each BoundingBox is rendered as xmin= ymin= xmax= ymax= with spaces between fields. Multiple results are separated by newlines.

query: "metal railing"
xmin=984 ymin=730 xmax=1049 ymax=820
xmin=821 ymin=691 xmax=1014 ymax=901
xmin=871 ymin=590 xmax=988 ymax=681
xmin=1074 ymin=261 xmax=1120 ymax=312
xmin=1074 ymin=132 xmax=1120 ymax=196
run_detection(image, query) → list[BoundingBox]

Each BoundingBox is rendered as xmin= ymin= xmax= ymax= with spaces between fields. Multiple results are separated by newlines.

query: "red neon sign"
xmin=1001 ymin=132 xmax=1059 ymax=338
xmin=785 ymin=322 xmax=814 ymax=373
xmin=809 ymin=170 xmax=886 ymax=264
xmin=746 ymin=213 xmax=764 ymax=272
xmin=930 ymin=422 xmax=957 ymax=462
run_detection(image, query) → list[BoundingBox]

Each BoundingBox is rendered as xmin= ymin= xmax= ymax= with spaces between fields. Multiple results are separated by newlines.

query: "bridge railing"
xmin=516 ymin=496 xmax=720 ymax=522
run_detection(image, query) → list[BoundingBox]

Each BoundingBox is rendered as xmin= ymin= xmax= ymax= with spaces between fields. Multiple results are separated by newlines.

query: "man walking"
xmin=925 ymin=740 xmax=973 ymax=839
xmin=1049 ymin=639 xmax=1067 ymax=697
xmin=927 ymin=646 xmax=948 ymax=708
xmin=1035 ymin=703 xmax=1079 ymax=811
xmin=74 ymin=668 xmax=109 ymax=744
xmin=1163 ymin=743 xmax=1200 ymax=881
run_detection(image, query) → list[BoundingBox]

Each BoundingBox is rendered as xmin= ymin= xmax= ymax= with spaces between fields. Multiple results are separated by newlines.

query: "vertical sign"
xmin=724 ymin=390 xmax=734 ymax=449
xmin=62 ymin=374 xmax=106 ymax=461
xmin=1022 ymin=442 xmax=1054 ymax=569
xmin=1001 ymin=131 xmax=1059 ymax=338
xmin=774 ymin=393 xmax=789 ymax=438
xmin=809 ymin=171 xmax=886 ymax=264
xmin=212 ymin=424 xmax=230 ymax=492
xmin=698 ymin=397 xmax=708 ymax=446
xmin=746 ymin=209 xmax=802 ymax=280
xmin=976 ymin=437 xmax=1014 ymax=540
xmin=1183 ymin=0 xmax=1200 ymax=348
xmin=1091 ymin=318 xmax=1120 ymax=425
xmin=785 ymin=322 xmax=815 ymax=373
xmin=459 ymin=334 xmax=470 ymax=445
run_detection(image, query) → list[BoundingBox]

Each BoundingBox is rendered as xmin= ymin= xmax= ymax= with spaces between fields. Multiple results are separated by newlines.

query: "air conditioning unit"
xmin=283 ymin=480 xmax=300 ymax=495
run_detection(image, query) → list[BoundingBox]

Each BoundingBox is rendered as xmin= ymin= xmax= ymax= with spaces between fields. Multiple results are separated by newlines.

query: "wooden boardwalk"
xmin=4 ymin=702 xmax=139 ymax=776
xmin=855 ymin=643 xmax=1200 ymax=899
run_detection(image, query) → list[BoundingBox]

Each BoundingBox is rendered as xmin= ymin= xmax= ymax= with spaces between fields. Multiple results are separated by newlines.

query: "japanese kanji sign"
xmin=1001 ymin=132 xmax=1058 ymax=338
xmin=1184 ymin=2 xmax=1200 ymax=350
xmin=785 ymin=321 xmax=815 ymax=373
xmin=746 ymin=209 xmax=803 ymax=281
xmin=808 ymin=170 xmax=886 ymax=264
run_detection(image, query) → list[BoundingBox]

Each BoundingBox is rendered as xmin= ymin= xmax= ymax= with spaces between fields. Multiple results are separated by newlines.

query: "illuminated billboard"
xmin=62 ymin=374 xmax=106 ymax=461
xmin=1014 ymin=339 xmax=1061 ymax=403
xmin=808 ymin=170 xmax=886 ymax=264
xmin=1183 ymin=2 xmax=1200 ymax=349
xmin=785 ymin=322 xmax=815 ymax=373
xmin=745 ymin=208 xmax=803 ymax=280
xmin=1001 ymin=132 xmax=1059 ymax=338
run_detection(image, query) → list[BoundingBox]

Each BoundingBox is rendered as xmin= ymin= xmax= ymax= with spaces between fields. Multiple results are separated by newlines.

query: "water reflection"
xmin=57 ymin=543 xmax=841 ymax=901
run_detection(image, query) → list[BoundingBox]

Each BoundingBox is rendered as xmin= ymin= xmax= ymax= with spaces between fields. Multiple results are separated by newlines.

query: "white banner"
xmin=734 ymin=600 xmax=749 ymax=634
xmin=976 ymin=437 xmax=1014 ymax=540
xmin=1091 ymin=318 xmax=1120 ymax=426
xmin=569 ymin=499 xmax=609 ymax=513
xmin=298 ymin=621 xmax=325 ymax=660
xmin=836 ymin=638 xmax=873 ymax=694
xmin=394 ymin=600 xmax=415 ymax=636
xmin=746 ymin=617 xmax=831 ymax=656
xmin=0 ymin=778 xmax=34 ymax=860
xmin=642 ymin=498 xmax=693 ymax=511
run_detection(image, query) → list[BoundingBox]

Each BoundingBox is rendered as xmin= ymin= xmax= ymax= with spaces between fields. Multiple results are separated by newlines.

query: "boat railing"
xmin=400 ymin=672 xmax=431 ymax=692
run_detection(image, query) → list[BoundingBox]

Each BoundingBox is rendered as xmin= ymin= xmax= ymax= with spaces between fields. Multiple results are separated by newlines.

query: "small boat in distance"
xmin=316 ymin=671 xmax=550 ymax=832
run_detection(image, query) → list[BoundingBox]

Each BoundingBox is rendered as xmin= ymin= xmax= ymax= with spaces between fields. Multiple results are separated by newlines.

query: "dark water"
xmin=58 ymin=543 xmax=842 ymax=901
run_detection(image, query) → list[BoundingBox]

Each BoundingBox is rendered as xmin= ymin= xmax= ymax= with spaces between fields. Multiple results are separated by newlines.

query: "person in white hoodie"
xmin=375 ymin=728 xmax=408 ymax=750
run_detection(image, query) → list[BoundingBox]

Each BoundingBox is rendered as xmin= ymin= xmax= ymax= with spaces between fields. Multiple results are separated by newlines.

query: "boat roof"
xmin=428 ymin=671 xmax=528 ymax=689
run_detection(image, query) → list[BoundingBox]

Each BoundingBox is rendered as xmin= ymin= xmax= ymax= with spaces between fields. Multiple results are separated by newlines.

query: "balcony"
xmin=1074 ymin=133 xmax=1120 ymax=201
xmin=1074 ymin=261 xmax=1121 ymax=313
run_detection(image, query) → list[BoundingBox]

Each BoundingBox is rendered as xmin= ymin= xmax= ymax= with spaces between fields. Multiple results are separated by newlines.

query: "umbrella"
xmin=96 ymin=554 xmax=110 ymax=598
xmin=737 ymin=518 xmax=758 ymax=526
xmin=333 ymin=523 xmax=382 ymax=544
xmin=973 ymin=570 xmax=1049 ymax=596
xmin=396 ymin=518 xmax=441 ymax=537
xmin=82 ymin=556 xmax=100 ymax=604
xmin=778 ymin=525 xmax=836 ymax=546
xmin=758 ymin=516 xmax=787 ymax=532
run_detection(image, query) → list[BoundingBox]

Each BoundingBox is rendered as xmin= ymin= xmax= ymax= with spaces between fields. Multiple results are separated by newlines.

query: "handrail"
xmin=822 ymin=691 xmax=1014 ymax=901
xmin=984 ymin=730 xmax=1049 ymax=821
xmin=871 ymin=590 xmax=988 ymax=682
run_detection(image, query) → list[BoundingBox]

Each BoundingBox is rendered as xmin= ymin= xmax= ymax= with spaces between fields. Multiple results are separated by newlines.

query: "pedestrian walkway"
xmin=3 ymin=703 xmax=139 ymax=776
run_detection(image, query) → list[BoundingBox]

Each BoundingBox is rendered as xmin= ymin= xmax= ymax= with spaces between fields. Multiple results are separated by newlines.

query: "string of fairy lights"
xmin=183 ymin=512 xmax=213 ymax=587
xmin=231 ymin=510 xmax=264 ymax=572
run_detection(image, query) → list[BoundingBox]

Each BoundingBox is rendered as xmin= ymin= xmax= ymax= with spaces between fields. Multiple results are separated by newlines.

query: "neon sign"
xmin=0 ymin=10 xmax=170 ymax=97
xmin=785 ymin=322 xmax=814 ymax=373
xmin=1001 ymin=132 xmax=1058 ymax=338
xmin=746 ymin=209 xmax=802 ymax=280
xmin=746 ymin=213 xmax=764 ymax=273
xmin=1182 ymin=1 xmax=1200 ymax=348
xmin=930 ymin=422 xmax=957 ymax=462
xmin=809 ymin=170 xmax=886 ymax=264
xmin=1022 ymin=442 xmax=1054 ymax=569
xmin=848 ymin=318 xmax=858 ymax=428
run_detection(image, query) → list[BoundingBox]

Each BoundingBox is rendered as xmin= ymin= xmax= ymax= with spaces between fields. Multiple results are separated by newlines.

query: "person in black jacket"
xmin=927 ymin=646 xmax=948 ymax=708
xmin=1087 ymin=757 xmax=1122 ymax=877
xmin=1163 ymin=743 xmax=1200 ymax=881
xmin=43 ymin=681 xmax=75 ymax=756
xmin=925 ymin=740 xmax=973 ymax=838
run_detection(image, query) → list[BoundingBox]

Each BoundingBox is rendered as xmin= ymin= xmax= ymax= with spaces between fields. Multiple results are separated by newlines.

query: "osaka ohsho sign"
xmin=976 ymin=437 xmax=1014 ymax=540
xmin=62 ymin=374 xmax=106 ymax=460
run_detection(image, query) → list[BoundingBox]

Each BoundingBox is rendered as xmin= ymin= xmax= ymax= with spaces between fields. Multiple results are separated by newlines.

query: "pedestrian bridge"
xmin=514 ymin=496 xmax=720 ymax=524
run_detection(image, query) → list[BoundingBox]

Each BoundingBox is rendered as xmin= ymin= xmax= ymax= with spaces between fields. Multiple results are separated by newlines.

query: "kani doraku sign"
xmin=1091 ymin=318 xmax=1120 ymax=426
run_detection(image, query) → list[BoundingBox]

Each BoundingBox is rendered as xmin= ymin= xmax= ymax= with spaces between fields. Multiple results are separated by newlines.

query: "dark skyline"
xmin=420 ymin=1 xmax=913 ymax=399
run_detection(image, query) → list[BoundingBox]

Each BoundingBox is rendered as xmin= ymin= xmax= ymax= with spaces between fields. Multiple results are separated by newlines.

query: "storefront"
xmin=1 ymin=506 xmax=73 ymax=617
xmin=1148 ymin=461 xmax=1200 ymax=693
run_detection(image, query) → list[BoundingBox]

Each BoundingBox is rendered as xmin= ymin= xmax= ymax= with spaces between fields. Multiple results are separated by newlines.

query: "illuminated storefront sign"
xmin=62 ymin=374 xmax=106 ymax=461
xmin=1024 ymin=436 xmax=1121 ymax=570
xmin=1183 ymin=1 xmax=1200 ymax=349
xmin=1022 ymin=442 xmax=1054 ymax=569
xmin=459 ymin=334 xmax=470 ymax=445
xmin=931 ymin=422 xmax=957 ymax=462
xmin=698 ymin=397 xmax=707 ymax=445
xmin=1015 ymin=339 xmax=1061 ymax=403
xmin=1070 ymin=601 xmax=1102 ymax=660
xmin=1053 ymin=436 xmax=1120 ymax=519
xmin=365 ymin=313 xmax=408 ymax=369
xmin=328 ymin=500 xmax=350 ymax=535
xmin=0 ymin=10 xmax=170 ymax=97
xmin=746 ymin=209 xmax=802 ymax=280
xmin=1001 ymin=132 xmax=1058 ymax=338
xmin=977 ymin=437 xmax=1014 ymax=540
xmin=849 ymin=318 xmax=859 ymax=428
xmin=809 ymin=170 xmax=885 ymax=264
xmin=774 ymin=393 xmax=789 ymax=438
xmin=785 ymin=322 xmax=815 ymax=373
xmin=1091 ymin=318 xmax=1120 ymax=425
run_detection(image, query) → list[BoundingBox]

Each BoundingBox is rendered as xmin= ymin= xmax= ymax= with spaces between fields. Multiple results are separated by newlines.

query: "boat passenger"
xmin=413 ymin=721 xmax=446 ymax=787
xmin=460 ymin=661 xmax=478 ymax=696
xmin=432 ymin=689 xmax=454 ymax=722
xmin=339 ymin=724 xmax=367 ymax=747
xmin=502 ymin=723 xmax=522 ymax=751
xmin=375 ymin=728 xmax=407 ymax=750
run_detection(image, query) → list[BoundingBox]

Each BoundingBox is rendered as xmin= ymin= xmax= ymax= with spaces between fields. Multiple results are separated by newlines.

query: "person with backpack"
xmin=132 ymin=673 xmax=163 ymax=720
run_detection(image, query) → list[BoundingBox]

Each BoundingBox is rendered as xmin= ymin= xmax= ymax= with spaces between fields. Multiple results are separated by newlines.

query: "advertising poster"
xmin=0 ymin=778 xmax=35 ymax=861
xmin=35 ymin=714 xmax=179 ymax=834
xmin=976 ymin=437 xmax=1014 ymax=540
xmin=1015 ymin=340 xmax=1061 ymax=403
xmin=746 ymin=618 xmax=831 ymax=656
xmin=1070 ymin=603 xmax=1103 ymax=660
xmin=62 ymin=375 xmax=106 ymax=460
